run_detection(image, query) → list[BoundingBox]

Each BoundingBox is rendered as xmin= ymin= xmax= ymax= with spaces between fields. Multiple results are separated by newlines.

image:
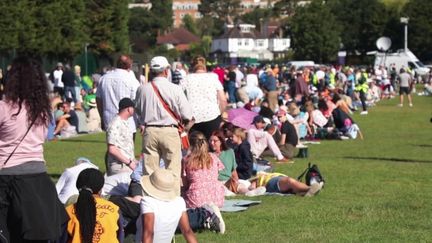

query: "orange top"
xmin=66 ymin=196 xmax=120 ymax=243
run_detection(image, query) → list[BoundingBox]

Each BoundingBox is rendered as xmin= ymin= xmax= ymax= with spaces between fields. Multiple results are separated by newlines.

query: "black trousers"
xmin=190 ymin=115 xmax=222 ymax=140
xmin=0 ymin=173 xmax=68 ymax=243
xmin=359 ymin=90 xmax=367 ymax=111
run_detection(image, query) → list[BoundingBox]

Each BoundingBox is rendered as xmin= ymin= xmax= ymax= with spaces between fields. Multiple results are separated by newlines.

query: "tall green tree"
xmin=151 ymin=0 xmax=173 ymax=32
xmin=402 ymin=0 xmax=432 ymax=61
xmin=199 ymin=0 xmax=241 ymax=23
xmin=328 ymin=0 xmax=389 ymax=57
xmin=182 ymin=14 xmax=199 ymax=36
xmin=240 ymin=7 xmax=274 ymax=29
xmin=129 ymin=7 xmax=155 ymax=53
xmin=273 ymin=0 xmax=298 ymax=17
xmin=0 ymin=1 xmax=37 ymax=54
xmin=189 ymin=35 xmax=212 ymax=58
xmin=290 ymin=0 xmax=341 ymax=63
xmin=0 ymin=0 xmax=88 ymax=60
xmin=34 ymin=0 xmax=88 ymax=60
xmin=85 ymin=0 xmax=130 ymax=56
xmin=112 ymin=0 xmax=130 ymax=54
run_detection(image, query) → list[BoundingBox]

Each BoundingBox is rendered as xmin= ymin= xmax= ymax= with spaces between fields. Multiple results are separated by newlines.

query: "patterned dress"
xmin=182 ymin=153 xmax=225 ymax=208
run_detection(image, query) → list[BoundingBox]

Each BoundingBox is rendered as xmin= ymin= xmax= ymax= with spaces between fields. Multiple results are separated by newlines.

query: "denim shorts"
xmin=266 ymin=176 xmax=283 ymax=193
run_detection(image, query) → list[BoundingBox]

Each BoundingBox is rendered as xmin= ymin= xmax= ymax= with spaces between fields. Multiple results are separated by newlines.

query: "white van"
xmin=374 ymin=49 xmax=429 ymax=76
xmin=286 ymin=60 xmax=315 ymax=69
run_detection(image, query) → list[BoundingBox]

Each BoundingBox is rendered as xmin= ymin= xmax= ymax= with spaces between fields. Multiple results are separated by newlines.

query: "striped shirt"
xmin=96 ymin=69 xmax=139 ymax=133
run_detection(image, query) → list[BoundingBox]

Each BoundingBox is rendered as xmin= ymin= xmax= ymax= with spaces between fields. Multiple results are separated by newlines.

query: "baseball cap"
xmin=119 ymin=98 xmax=134 ymax=111
xmin=150 ymin=56 xmax=170 ymax=71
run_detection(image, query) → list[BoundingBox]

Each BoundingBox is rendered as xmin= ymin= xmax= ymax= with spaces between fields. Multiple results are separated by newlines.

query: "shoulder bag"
xmin=150 ymin=82 xmax=190 ymax=150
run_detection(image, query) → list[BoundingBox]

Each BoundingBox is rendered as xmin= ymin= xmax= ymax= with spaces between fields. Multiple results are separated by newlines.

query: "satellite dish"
xmin=376 ymin=37 xmax=392 ymax=52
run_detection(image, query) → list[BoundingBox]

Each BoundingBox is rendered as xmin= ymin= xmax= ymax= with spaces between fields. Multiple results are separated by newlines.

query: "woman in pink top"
xmin=0 ymin=56 xmax=67 ymax=242
xmin=181 ymin=131 xmax=225 ymax=208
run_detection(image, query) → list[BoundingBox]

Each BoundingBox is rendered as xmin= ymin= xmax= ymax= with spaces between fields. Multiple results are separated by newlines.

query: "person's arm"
xmin=142 ymin=213 xmax=155 ymax=243
xmin=55 ymin=171 xmax=67 ymax=195
xmin=178 ymin=211 xmax=198 ymax=243
xmin=108 ymin=144 xmax=138 ymax=170
xmin=117 ymin=212 xmax=125 ymax=243
xmin=279 ymin=133 xmax=286 ymax=145
xmin=217 ymin=89 xmax=227 ymax=114
xmin=96 ymin=97 xmax=105 ymax=130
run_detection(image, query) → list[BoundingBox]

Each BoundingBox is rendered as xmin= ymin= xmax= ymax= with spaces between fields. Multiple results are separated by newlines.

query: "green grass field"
xmin=44 ymin=93 xmax=432 ymax=242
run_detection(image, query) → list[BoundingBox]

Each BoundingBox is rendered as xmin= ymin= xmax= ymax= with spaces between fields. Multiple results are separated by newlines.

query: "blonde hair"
xmin=192 ymin=56 xmax=206 ymax=72
xmin=288 ymin=102 xmax=300 ymax=116
xmin=233 ymin=127 xmax=246 ymax=141
xmin=185 ymin=131 xmax=211 ymax=170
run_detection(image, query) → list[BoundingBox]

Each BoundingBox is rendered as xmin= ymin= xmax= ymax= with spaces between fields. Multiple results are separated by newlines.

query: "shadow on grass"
xmin=344 ymin=156 xmax=432 ymax=164
xmin=57 ymin=139 xmax=105 ymax=144
xmin=410 ymin=144 xmax=432 ymax=148
xmin=49 ymin=174 xmax=62 ymax=180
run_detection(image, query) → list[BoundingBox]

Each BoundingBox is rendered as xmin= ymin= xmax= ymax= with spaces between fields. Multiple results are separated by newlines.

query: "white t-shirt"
xmin=311 ymin=110 xmax=328 ymax=128
xmin=135 ymin=196 xmax=186 ymax=243
xmin=56 ymin=162 xmax=98 ymax=204
xmin=183 ymin=72 xmax=224 ymax=123
xmin=101 ymin=172 xmax=131 ymax=197
xmin=53 ymin=69 xmax=64 ymax=88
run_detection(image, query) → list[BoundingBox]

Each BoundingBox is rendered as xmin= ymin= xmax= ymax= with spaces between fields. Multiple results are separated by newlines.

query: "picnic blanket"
xmin=221 ymin=199 xmax=261 ymax=212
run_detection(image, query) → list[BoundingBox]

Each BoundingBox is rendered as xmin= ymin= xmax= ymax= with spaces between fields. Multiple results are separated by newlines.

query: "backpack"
xmin=297 ymin=163 xmax=325 ymax=186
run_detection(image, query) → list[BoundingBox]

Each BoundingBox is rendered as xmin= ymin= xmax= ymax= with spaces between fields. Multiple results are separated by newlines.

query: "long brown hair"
xmin=185 ymin=131 xmax=212 ymax=170
xmin=4 ymin=56 xmax=51 ymax=125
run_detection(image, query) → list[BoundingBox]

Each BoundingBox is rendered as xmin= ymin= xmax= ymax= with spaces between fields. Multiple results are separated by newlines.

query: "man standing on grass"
xmin=106 ymin=98 xmax=139 ymax=176
xmin=397 ymin=68 xmax=413 ymax=107
xmin=135 ymin=56 xmax=193 ymax=196
xmin=96 ymin=55 xmax=139 ymax=134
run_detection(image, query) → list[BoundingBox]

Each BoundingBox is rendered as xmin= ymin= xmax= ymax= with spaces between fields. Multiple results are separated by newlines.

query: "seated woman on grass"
xmin=181 ymin=131 xmax=225 ymax=208
xmin=209 ymin=130 xmax=239 ymax=195
xmin=211 ymin=129 xmax=267 ymax=196
xmin=65 ymin=168 xmax=123 ymax=242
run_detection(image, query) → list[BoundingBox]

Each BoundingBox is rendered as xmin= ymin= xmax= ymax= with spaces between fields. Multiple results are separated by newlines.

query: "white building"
xmin=211 ymin=22 xmax=290 ymax=64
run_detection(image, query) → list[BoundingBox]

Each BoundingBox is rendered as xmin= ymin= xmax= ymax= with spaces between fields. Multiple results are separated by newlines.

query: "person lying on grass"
xmin=247 ymin=171 xmax=323 ymax=196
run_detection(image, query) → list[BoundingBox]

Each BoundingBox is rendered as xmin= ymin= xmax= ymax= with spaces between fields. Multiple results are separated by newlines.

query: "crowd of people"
xmin=0 ymin=53 xmax=430 ymax=242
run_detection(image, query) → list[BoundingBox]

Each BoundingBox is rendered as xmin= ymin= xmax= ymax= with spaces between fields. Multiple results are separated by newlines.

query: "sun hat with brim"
xmin=140 ymin=169 xmax=177 ymax=201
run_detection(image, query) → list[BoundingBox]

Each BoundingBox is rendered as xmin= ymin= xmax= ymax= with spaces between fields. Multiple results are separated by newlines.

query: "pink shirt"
xmin=0 ymin=101 xmax=47 ymax=168
xmin=181 ymin=153 xmax=225 ymax=208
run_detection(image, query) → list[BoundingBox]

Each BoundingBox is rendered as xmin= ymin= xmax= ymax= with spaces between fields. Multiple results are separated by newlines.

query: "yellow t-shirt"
xmin=253 ymin=172 xmax=287 ymax=187
xmin=66 ymin=196 xmax=120 ymax=243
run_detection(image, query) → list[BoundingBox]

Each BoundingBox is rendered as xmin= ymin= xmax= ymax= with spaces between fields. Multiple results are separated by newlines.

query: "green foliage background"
xmin=1 ymin=0 xmax=432 ymax=67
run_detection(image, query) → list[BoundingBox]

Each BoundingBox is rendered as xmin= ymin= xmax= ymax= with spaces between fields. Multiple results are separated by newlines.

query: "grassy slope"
xmin=44 ymin=94 xmax=432 ymax=242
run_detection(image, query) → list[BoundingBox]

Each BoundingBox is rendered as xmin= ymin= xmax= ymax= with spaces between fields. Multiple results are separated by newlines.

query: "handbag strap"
xmin=150 ymin=81 xmax=182 ymax=127
xmin=297 ymin=162 xmax=311 ymax=181
xmin=3 ymin=118 xmax=36 ymax=166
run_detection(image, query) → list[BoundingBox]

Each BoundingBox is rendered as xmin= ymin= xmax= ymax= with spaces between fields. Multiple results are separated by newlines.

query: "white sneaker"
xmin=296 ymin=143 xmax=308 ymax=148
xmin=305 ymin=182 xmax=323 ymax=197
xmin=224 ymin=186 xmax=236 ymax=196
xmin=409 ymin=103 xmax=413 ymax=107
xmin=203 ymin=203 xmax=225 ymax=234
xmin=245 ymin=186 xmax=267 ymax=197
xmin=360 ymin=111 xmax=368 ymax=115
xmin=397 ymin=104 xmax=403 ymax=107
